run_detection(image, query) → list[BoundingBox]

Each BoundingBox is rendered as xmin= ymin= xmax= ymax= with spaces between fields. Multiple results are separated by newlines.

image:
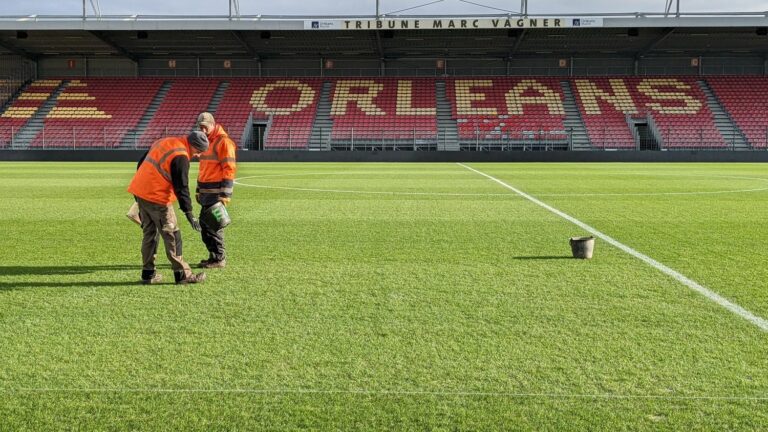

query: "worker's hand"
xmin=219 ymin=197 xmax=231 ymax=206
xmin=185 ymin=211 xmax=202 ymax=232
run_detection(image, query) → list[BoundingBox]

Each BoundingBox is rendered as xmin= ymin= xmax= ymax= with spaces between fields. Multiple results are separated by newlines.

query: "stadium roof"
xmin=0 ymin=14 xmax=766 ymax=60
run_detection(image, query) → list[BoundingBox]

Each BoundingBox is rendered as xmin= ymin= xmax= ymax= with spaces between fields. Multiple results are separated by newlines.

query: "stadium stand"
xmin=30 ymin=78 xmax=163 ymax=148
xmin=329 ymin=78 xmax=438 ymax=144
xmin=626 ymin=77 xmax=724 ymax=149
xmin=215 ymin=78 xmax=323 ymax=149
xmin=0 ymin=78 xmax=24 ymax=106
xmin=572 ymin=76 xmax=724 ymax=149
xmin=0 ymin=76 xmax=762 ymax=151
xmin=708 ymin=76 xmax=768 ymax=148
xmin=138 ymin=78 xmax=219 ymax=148
xmin=446 ymin=77 xmax=568 ymax=148
xmin=0 ymin=79 xmax=61 ymax=147
xmin=571 ymin=78 xmax=638 ymax=149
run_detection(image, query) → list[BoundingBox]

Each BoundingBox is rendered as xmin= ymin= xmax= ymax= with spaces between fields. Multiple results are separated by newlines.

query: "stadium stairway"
xmin=636 ymin=121 xmax=662 ymax=150
xmin=308 ymin=81 xmax=334 ymax=150
xmin=12 ymin=80 xmax=69 ymax=148
xmin=119 ymin=80 xmax=172 ymax=148
xmin=560 ymin=81 xmax=592 ymax=150
xmin=0 ymin=79 xmax=31 ymax=114
xmin=0 ymin=80 xmax=33 ymax=147
xmin=435 ymin=80 xmax=459 ymax=151
xmin=698 ymin=80 xmax=750 ymax=150
xmin=206 ymin=81 xmax=229 ymax=114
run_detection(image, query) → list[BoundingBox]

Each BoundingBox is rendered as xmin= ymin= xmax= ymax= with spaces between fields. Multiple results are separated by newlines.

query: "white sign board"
xmin=304 ymin=17 xmax=603 ymax=30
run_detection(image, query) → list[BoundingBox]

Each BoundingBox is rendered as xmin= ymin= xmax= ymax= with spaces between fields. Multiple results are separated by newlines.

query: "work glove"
xmin=219 ymin=197 xmax=231 ymax=206
xmin=185 ymin=211 xmax=202 ymax=232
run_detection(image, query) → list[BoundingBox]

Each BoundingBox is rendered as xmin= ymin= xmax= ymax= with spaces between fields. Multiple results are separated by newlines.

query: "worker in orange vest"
xmin=195 ymin=112 xmax=237 ymax=269
xmin=127 ymin=131 xmax=209 ymax=284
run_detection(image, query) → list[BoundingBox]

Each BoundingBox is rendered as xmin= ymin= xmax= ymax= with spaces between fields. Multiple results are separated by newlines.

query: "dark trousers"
xmin=200 ymin=203 xmax=226 ymax=262
xmin=138 ymin=198 xmax=193 ymax=278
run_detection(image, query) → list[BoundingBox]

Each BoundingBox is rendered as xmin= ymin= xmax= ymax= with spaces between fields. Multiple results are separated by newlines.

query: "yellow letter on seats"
xmin=331 ymin=80 xmax=385 ymax=115
xmin=574 ymin=79 xmax=637 ymax=115
xmin=455 ymin=80 xmax=497 ymax=116
xmin=396 ymin=81 xmax=436 ymax=115
xmin=505 ymin=79 xmax=565 ymax=115
xmin=637 ymin=78 xmax=702 ymax=115
xmin=250 ymin=80 xmax=316 ymax=115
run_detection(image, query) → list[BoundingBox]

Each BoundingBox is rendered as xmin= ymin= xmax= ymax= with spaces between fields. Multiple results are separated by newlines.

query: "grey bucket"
xmin=201 ymin=201 xmax=232 ymax=231
xmin=569 ymin=236 xmax=595 ymax=259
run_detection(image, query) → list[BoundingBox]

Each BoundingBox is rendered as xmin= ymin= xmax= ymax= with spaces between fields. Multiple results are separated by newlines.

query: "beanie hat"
xmin=187 ymin=130 xmax=209 ymax=152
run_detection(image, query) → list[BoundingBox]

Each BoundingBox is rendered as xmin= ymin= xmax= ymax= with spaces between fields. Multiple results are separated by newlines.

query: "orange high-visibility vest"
xmin=128 ymin=137 xmax=190 ymax=206
xmin=197 ymin=124 xmax=237 ymax=198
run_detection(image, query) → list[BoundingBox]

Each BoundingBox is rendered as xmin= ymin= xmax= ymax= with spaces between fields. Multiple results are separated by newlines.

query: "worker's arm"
xmin=169 ymin=156 xmax=193 ymax=214
xmin=218 ymin=138 xmax=237 ymax=200
xmin=133 ymin=150 xmax=150 ymax=203
xmin=136 ymin=150 xmax=148 ymax=171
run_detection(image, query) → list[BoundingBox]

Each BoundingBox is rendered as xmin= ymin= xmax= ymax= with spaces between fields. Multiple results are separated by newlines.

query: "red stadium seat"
xmin=707 ymin=76 xmax=768 ymax=148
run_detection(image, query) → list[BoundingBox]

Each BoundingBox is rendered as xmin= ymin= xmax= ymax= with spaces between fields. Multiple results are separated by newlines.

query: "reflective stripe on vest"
xmin=198 ymin=135 xmax=226 ymax=161
xmin=145 ymin=146 xmax=186 ymax=183
xmin=198 ymin=131 xmax=235 ymax=196
xmin=127 ymin=137 xmax=189 ymax=206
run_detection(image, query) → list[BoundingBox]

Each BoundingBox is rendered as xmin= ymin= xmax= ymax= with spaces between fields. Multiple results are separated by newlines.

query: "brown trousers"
xmin=137 ymin=198 xmax=193 ymax=278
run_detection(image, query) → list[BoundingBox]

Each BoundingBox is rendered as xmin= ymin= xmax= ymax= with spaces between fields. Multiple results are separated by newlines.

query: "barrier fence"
xmin=1 ymin=125 xmax=767 ymax=151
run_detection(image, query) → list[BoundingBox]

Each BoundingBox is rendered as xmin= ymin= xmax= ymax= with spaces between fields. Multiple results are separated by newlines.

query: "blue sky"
xmin=2 ymin=0 xmax=767 ymax=16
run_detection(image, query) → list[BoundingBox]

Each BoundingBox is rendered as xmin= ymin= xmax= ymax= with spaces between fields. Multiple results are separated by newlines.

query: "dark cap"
xmin=187 ymin=130 xmax=209 ymax=152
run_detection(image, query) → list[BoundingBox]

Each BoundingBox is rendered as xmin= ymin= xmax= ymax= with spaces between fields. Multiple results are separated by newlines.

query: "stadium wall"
xmin=2 ymin=150 xmax=768 ymax=163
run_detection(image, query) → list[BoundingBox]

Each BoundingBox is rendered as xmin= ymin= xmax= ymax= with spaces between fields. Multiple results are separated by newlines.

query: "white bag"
xmin=126 ymin=201 xmax=141 ymax=226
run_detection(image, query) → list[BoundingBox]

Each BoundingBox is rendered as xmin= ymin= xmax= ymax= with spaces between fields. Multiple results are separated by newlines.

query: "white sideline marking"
xmin=235 ymin=172 xmax=768 ymax=198
xmin=3 ymin=388 xmax=768 ymax=401
xmin=233 ymin=183 xmax=517 ymax=197
xmin=457 ymin=163 xmax=768 ymax=332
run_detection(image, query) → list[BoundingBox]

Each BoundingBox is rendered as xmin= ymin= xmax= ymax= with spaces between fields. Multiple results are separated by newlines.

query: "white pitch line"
xmin=3 ymin=388 xmax=768 ymax=401
xmin=233 ymin=182 xmax=768 ymax=198
xmin=233 ymin=183 xmax=517 ymax=197
xmin=457 ymin=163 xmax=768 ymax=332
xmin=234 ymin=173 xmax=768 ymax=198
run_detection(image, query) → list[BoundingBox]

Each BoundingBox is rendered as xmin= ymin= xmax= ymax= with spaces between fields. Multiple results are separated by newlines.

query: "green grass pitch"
xmin=1 ymin=161 xmax=767 ymax=430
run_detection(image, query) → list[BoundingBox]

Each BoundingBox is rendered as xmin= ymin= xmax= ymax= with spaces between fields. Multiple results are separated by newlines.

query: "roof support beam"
xmin=508 ymin=29 xmax=527 ymax=59
xmin=635 ymin=27 xmax=675 ymax=59
xmin=89 ymin=31 xmax=138 ymax=62
xmin=231 ymin=31 xmax=259 ymax=60
xmin=374 ymin=31 xmax=384 ymax=59
xmin=0 ymin=39 xmax=38 ymax=61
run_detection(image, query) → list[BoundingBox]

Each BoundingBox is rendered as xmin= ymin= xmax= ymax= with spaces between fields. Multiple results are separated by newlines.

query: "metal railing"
xmin=4 ymin=11 xmax=768 ymax=21
xmin=2 ymin=125 xmax=768 ymax=151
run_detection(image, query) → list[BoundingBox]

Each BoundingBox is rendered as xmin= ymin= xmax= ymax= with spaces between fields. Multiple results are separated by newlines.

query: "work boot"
xmin=201 ymin=259 xmax=226 ymax=269
xmin=141 ymin=270 xmax=162 ymax=285
xmin=198 ymin=254 xmax=215 ymax=268
xmin=174 ymin=271 xmax=206 ymax=284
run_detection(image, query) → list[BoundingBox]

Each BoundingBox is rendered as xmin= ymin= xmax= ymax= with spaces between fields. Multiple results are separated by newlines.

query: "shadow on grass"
xmin=0 ymin=281 xmax=148 ymax=290
xmin=0 ymin=265 xmax=171 ymax=291
xmin=512 ymin=256 xmax=574 ymax=260
xmin=0 ymin=264 xmax=154 ymax=276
